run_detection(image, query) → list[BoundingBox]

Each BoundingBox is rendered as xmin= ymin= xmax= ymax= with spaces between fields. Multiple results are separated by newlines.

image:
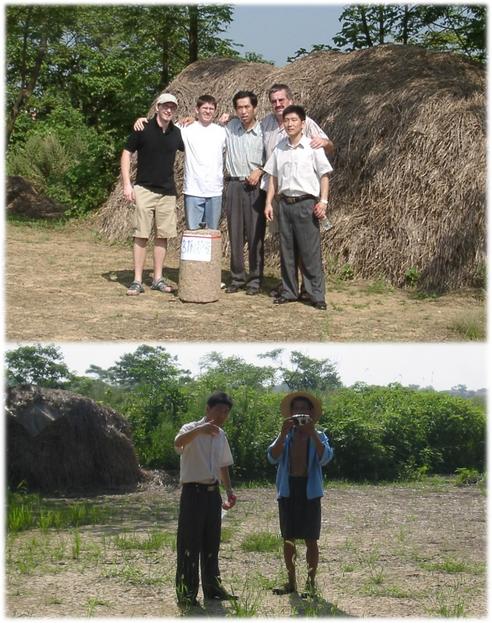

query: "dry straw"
xmin=7 ymin=385 xmax=142 ymax=494
xmin=97 ymin=46 xmax=485 ymax=290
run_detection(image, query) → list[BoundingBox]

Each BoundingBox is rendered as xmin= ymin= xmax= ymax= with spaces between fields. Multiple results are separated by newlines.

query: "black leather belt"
xmin=183 ymin=482 xmax=219 ymax=492
xmin=225 ymin=176 xmax=246 ymax=182
xmin=280 ymin=194 xmax=316 ymax=204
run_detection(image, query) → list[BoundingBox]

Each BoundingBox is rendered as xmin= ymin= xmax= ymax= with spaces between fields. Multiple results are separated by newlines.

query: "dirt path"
xmin=6 ymin=480 xmax=486 ymax=617
xmin=6 ymin=222 xmax=485 ymax=342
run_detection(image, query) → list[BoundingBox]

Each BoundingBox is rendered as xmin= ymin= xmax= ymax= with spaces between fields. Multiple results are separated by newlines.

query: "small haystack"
xmin=7 ymin=175 xmax=66 ymax=219
xmin=98 ymin=46 xmax=485 ymax=290
xmin=7 ymin=385 xmax=142 ymax=494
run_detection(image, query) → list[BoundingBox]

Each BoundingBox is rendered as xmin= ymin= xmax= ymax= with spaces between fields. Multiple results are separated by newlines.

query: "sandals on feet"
xmin=151 ymin=278 xmax=174 ymax=293
xmin=127 ymin=281 xmax=144 ymax=296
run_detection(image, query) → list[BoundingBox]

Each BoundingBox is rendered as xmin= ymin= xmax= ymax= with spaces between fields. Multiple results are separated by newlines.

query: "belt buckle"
xmin=207 ymin=484 xmax=216 ymax=492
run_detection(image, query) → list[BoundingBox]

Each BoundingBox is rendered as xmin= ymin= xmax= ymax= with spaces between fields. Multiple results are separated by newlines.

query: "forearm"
xmin=319 ymin=175 xmax=329 ymax=202
xmin=120 ymin=150 xmax=132 ymax=186
xmin=323 ymin=138 xmax=335 ymax=159
xmin=220 ymin=466 xmax=233 ymax=493
xmin=174 ymin=428 xmax=199 ymax=449
xmin=266 ymin=175 xmax=277 ymax=204
xmin=269 ymin=434 xmax=287 ymax=460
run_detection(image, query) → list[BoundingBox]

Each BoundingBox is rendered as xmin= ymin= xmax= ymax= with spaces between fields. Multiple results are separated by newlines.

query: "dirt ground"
xmin=5 ymin=478 xmax=486 ymax=618
xmin=6 ymin=221 xmax=485 ymax=342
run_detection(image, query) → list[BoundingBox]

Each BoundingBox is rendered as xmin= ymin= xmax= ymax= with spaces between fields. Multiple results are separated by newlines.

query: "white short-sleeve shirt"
xmin=264 ymin=134 xmax=333 ymax=197
xmin=175 ymin=418 xmax=233 ymax=484
xmin=179 ymin=122 xmax=226 ymax=197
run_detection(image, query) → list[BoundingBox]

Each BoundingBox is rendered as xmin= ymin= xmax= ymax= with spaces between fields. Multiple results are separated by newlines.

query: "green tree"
xmin=107 ymin=345 xmax=191 ymax=388
xmin=6 ymin=344 xmax=73 ymax=388
xmin=289 ymin=4 xmax=485 ymax=63
xmin=281 ymin=351 xmax=342 ymax=392
xmin=197 ymin=352 xmax=277 ymax=392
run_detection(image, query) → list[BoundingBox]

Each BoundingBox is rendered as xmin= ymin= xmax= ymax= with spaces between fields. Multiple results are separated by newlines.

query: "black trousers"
xmin=175 ymin=483 xmax=222 ymax=600
xmin=224 ymin=180 xmax=266 ymax=289
xmin=278 ymin=197 xmax=326 ymax=303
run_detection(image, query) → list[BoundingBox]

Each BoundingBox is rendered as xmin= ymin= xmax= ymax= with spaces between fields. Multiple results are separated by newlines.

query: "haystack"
xmin=97 ymin=46 xmax=485 ymax=290
xmin=7 ymin=385 xmax=142 ymax=494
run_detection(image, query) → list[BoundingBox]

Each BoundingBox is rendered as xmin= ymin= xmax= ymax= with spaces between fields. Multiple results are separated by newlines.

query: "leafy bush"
xmin=324 ymin=385 xmax=485 ymax=481
xmin=7 ymin=95 xmax=117 ymax=216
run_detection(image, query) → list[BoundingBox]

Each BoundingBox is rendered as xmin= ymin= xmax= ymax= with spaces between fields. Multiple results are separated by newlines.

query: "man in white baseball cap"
xmin=121 ymin=92 xmax=184 ymax=295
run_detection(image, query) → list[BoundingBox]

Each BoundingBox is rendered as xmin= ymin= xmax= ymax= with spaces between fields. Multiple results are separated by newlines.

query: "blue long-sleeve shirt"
xmin=267 ymin=430 xmax=334 ymax=500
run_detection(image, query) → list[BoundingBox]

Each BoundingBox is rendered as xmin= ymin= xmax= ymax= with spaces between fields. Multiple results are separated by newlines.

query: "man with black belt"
xmin=267 ymin=391 xmax=333 ymax=597
xmin=264 ymin=105 xmax=333 ymax=310
xmin=174 ymin=391 xmax=237 ymax=606
xmin=224 ymin=91 xmax=266 ymax=295
xmin=121 ymin=93 xmax=184 ymax=296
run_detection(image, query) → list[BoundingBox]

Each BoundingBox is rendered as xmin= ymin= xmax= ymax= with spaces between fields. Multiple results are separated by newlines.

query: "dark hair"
xmin=207 ymin=391 xmax=234 ymax=409
xmin=268 ymin=83 xmax=293 ymax=101
xmin=233 ymin=90 xmax=257 ymax=109
xmin=282 ymin=104 xmax=306 ymax=121
xmin=196 ymin=94 xmax=217 ymax=109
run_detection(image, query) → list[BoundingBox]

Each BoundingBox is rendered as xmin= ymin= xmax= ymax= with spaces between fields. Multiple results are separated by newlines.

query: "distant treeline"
xmin=6 ymin=345 xmax=486 ymax=482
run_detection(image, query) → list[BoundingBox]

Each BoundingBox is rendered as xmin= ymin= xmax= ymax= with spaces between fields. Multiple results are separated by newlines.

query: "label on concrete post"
xmin=180 ymin=235 xmax=212 ymax=262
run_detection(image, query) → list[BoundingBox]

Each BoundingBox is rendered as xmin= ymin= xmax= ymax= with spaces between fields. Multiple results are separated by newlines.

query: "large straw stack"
xmin=97 ymin=46 xmax=485 ymax=290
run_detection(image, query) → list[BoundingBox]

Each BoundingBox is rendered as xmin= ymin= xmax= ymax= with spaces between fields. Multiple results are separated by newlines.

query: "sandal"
xmin=127 ymin=281 xmax=144 ymax=296
xmin=151 ymin=278 xmax=174 ymax=293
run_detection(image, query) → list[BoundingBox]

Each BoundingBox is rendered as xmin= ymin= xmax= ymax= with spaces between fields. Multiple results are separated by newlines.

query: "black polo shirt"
xmin=125 ymin=116 xmax=185 ymax=195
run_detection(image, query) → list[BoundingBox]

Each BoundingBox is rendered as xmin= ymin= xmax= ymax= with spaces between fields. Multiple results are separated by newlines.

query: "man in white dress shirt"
xmin=264 ymin=105 xmax=333 ymax=310
xmin=174 ymin=391 xmax=237 ymax=606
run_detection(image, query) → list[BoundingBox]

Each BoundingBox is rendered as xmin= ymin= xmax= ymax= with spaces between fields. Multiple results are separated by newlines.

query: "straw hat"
xmin=280 ymin=391 xmax=322 ymax=422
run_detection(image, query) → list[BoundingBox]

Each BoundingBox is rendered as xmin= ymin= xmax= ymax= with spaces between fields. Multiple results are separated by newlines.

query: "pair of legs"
xmin=128 ymin=186 xmax=176 ymax=295
xmin=184 ymin=195 xmax=222 ymax=230
xmin=277 ymin=197 xmax=326 ymax=305
xmin=282 ymin=538 xmax=319 ymax=592
xmin=224 ymin=180 xmax=266 ymax=291
xmin=132 ymin=236 xmax=167 ymax=283
xmin=176 ymin=484 xmax=229 ymax=604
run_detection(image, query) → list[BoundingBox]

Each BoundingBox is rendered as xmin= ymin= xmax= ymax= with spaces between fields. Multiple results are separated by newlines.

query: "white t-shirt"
xmin=175 ymin=418 xmax=233 ymax=484
xmin=180 ymin=122 xmax=226 ymax=197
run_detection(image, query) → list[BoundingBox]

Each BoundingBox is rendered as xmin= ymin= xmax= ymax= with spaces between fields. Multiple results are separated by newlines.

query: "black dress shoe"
xmin=177 ymin=596 xmax=199 ymax=607
xmin=245 ymin=287 xmax=259 ymax=296
xmin=225 ymin=285 xmax=241 ymax=294
xmin=273 ymin=296 xmax=297 ymax=305
xmin=312 ymin=301 xmax=327 ymax=310
xmin=203 ymin=587 xmax=237 ymax=601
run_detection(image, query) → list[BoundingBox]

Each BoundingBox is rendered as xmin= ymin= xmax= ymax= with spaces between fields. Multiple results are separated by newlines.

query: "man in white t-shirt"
xmin=134 ymin=95 xmax=226 ymax=230
xmin=174 ymin=391 xmax=237 ymax=607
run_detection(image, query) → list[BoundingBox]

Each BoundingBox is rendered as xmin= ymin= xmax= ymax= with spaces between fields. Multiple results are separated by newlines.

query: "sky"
xmin=224 ymin=3 xmax=344 ymax=66
xmin=30 ymin=342 xmax=488 ymax=391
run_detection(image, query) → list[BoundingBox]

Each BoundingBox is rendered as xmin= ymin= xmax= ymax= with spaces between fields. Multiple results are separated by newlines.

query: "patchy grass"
xmin=5 ymin=480 xmax=486 ymax=618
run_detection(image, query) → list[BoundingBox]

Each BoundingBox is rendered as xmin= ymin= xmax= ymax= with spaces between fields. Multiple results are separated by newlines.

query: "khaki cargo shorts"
xmin=133 ymin=185 xmax=177 ymax=239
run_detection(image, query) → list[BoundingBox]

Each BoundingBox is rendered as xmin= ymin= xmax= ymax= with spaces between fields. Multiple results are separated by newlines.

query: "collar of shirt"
xmin=286 ymin=133 xmax=310 ymax=150
xmin=151 ymin=115 xmax=175 ymax=134
xmin=230 ymin=117 xmax=261 ymax=136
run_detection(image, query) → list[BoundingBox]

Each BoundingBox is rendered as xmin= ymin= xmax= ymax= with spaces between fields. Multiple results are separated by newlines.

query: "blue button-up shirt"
xmin=267 ymin=430 xmax=334 ymax=500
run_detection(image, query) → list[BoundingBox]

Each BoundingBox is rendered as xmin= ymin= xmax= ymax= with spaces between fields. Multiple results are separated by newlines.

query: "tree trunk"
xmin=188 ymin=5 xmax=198 ymax=63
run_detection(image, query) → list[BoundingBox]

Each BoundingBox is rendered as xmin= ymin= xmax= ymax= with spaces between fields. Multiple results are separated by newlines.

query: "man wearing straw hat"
xmin=121 ymin=93 xmax=184 ymax=296
xmin=174 ymin=391 xmax=237 ymax=606
xmin=267 ymin=391 xmax=333 ymax=597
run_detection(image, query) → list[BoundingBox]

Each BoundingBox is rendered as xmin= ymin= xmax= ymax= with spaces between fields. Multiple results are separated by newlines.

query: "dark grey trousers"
xmin=278 ymin=197 xmax=326 ymax=303
xmin=224 ymin=180 xmax=266 ymax=289
xmin=176 ymin=484 xmax=222 ymax=601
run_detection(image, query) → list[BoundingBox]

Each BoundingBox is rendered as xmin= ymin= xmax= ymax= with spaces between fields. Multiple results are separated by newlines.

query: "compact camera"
xmin=291 ymin=414 xmax=311 ymax=427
